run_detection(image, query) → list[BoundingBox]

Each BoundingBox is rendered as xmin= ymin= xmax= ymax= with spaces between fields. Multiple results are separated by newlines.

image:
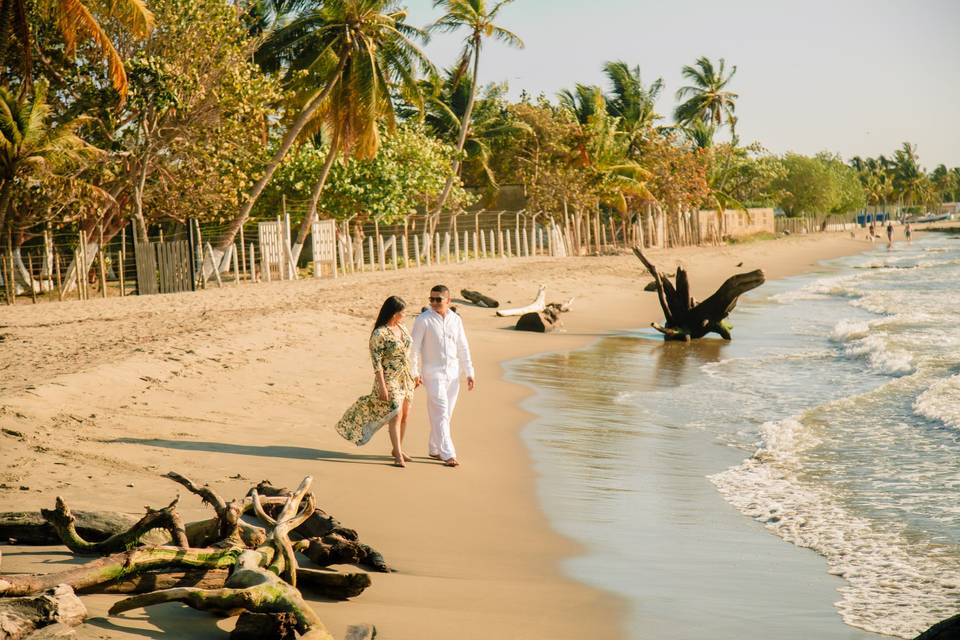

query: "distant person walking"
xmin=411 ymin=284 xmax=475 ymax=468
xmin=335 ymin=296 xmax=417 ymax=467
xmin=886 ymin=220 xmax=894 ymax=247
xmin=905 ymin=222 xmax=913 ymax=244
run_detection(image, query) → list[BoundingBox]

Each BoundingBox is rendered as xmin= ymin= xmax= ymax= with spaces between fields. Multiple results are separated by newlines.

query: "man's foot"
xmin=443 ymin=458 xmax=459 ymax=467
xmin=428 ymin=453 xmax=442 ymax=460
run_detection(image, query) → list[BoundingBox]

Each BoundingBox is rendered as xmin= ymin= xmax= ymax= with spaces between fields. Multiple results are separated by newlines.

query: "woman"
xmin=335 ymin=296 xmax=416 ymax=467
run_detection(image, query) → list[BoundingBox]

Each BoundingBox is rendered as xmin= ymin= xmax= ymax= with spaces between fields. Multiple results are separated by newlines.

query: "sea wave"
xmin=841 ymin=334 xmax=914 ymax=375
xmin=829 ymin=319 xmax=872 ymax=342
xmin=914 ymin=374 xmax=960 ymax=431
xmin=710 ymin=414 xmax=960 ymax=638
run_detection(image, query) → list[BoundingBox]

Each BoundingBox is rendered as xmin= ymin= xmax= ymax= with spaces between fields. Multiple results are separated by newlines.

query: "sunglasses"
xmin=429 ymin=296 xmax=445 ymax=303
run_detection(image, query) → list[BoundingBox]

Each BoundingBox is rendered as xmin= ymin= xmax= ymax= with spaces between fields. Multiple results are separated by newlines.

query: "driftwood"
xmin=915 ymin=614 xmax=960 ymax=640
xmin=633 ymin=247 xmax=764 ymax=340
xmin=0 ymin=511 xmax=141 ymax=545
xmin=0 ymin=585 xmax=85 ymax=640
xmin=496 ymin=285 xmax=546 ymax=317
xmin=460 ymin=289 xmax=499 ymax=308
xmin=0 ymin=473 xmax=383 ymax=639
xmin=514 ymin=298 xmax=575 ymax=333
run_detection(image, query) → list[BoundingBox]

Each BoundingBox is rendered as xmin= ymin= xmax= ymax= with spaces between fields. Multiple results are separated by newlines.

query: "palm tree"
xmin=558 ymin=84 xmax=604 ymax=125
xmin=0 ymin=81 xmax=101 ymax=236
xmin=416 ymin=69 xmax=528 ymax=194
xmin=674 ymin=56 xmax=738 ymax=138
xmin=892 ymin=142 xmax=926 ymax=209
xmin=602 ymin=61 xmax=663 ymax=154
xmin=0 ymin=0 xmax=154 ymax=99
xmin=221 ymin=0 xmax=432 ymax=256
xmin=427 ymin=0 xmax=523 ymax=214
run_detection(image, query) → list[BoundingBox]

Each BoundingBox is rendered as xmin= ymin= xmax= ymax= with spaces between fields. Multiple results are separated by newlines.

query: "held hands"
xmin=467 ymin=376 xmax=475 ymax=391
xmin=414 ymin=376 xmax=422 ymax=388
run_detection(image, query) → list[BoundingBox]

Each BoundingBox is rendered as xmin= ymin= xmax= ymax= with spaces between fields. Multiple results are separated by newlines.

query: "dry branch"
xmin=460 ymin=289 xmax=499 ymax=308
xmin=0 ymin=585 xmax=85 ymax=640
xmin=39 ymin=497 xmax=188 ymax=555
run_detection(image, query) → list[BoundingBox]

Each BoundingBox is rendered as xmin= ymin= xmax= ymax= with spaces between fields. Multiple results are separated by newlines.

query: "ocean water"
xmin=508 ymin=233 xmax=960 ymax=639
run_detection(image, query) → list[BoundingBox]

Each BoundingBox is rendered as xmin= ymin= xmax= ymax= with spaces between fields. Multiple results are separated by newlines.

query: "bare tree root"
xmin=39 ymin=497 xmax=189 ymax=555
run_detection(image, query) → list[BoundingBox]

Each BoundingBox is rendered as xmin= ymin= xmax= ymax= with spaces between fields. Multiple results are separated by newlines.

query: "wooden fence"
xmin=134 ymin=240 xmax=193 ymax=295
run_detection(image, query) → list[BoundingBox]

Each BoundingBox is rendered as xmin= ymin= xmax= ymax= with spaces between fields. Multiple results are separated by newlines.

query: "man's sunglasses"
xmin=429 ymin=296 xmax=445 ymax=303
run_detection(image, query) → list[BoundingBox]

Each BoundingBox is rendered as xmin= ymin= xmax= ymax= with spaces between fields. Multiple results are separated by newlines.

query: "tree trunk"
xmin=290 ymin=128 xmax=341 ymax=266
xmin=430 ymin=38 xmax=481 ymax=216
xmin=0 ymin=585 xmax=86 ymax=640
xmin=217 ymin=58 xmax=347 ymax=253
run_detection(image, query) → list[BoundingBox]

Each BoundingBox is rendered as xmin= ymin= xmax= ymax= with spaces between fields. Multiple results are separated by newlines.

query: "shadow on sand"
xmin=107 ymin=438 xmax=391 ymax=465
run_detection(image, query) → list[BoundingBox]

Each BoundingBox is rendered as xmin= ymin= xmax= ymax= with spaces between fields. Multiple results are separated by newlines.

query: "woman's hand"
xmin=377 ymin=385 xmax=389 ymax=402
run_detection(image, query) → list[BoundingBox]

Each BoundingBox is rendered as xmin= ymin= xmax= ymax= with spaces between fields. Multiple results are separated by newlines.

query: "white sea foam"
xmin=830 ymin=319 xmax=872 ymax=342
xmin=710 ymin=414 xmax=960 ymax=638
xmin=841 ymin=334 xmax=914 ymax=375
xmin=914 ymin=374 xmax=960 ymax=431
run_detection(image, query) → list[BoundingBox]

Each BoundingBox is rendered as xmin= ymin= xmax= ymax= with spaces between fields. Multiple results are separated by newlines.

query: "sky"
xmin=401 ymin=0 xmax=960 ymax=169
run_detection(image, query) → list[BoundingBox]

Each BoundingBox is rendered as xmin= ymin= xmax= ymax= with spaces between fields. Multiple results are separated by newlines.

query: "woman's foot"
xmin=392 ymin=451 xmax=406 ymax=467
xmin=402 ymin=452 xmax=413 ymax=462
xmin=443 ymin=458 xmax=460 ymax=467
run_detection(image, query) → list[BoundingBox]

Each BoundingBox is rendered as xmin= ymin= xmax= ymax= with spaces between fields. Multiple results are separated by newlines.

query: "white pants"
xmin=424 ymin=372 xmax=460 ymax=460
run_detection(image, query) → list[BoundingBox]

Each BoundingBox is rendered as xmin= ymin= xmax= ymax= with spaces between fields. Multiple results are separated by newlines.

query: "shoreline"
xmin=0 ymin=232 xmax=872 ymax=638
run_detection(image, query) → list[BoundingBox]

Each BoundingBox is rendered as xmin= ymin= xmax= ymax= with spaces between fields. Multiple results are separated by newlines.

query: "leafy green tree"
xmin=674 ymin=56 xmax=738 ymax=140
xmin=602 ymin=61 xmax=663 ymax=154
xmin=427 ymin=0 xmax=524 ymax=214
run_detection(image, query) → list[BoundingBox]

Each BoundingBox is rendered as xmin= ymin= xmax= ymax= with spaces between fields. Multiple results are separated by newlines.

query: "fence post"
xmin=119 ymin=224 xmax=126 ymax=296
xmin=479 ymin=229 xmax=486 ymax=258
xmin=55 ymin=251 xmax=63 ymax=301
xmin=367 ymin=236 xmax=375 ymax=271
xmin=402 ymin=235 xmax=409 ymax=269
xmin=390 ymin=235 xmax=398 ymax=270
xmin=249 ymin=242 xmax=257 ymax=283
xmin=414 ymin=234 xmax=421 ymax=268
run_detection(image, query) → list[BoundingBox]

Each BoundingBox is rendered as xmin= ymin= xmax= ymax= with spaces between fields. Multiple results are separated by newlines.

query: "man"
xmin=410 ymin=284 xmax=475 ymax=467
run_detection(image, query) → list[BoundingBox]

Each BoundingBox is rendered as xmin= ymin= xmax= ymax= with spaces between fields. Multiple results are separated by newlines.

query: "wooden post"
xmin=357 ymin=234 xmax=365 ymax=271
xmin=27 ymin=253 xmax=37 ymax=303
xmin=521 ymin=227 xmax=529 ymax=257
xmin=79 ymin=229 xmax=89 ymax=300
xmin=414 ymin=234 xmax=421 ymax=268
xmin=402 ymin=235 xmax=409 ymax=269
xmin=462 ymin=230 xmax=468 ymax=261
xmin=239 ymin=225 xmax=247 ymax=282
xmin=55 ymin=251 xmax=63 ymax=301
xmin=479 ymin=229 xmax=486 ymax=258
xmin=1 ymin=248 xmax=9 ymax=305
xmin=97 ymin=222 xmax=107 ymax=298
xmin=367 ymin=236 xmax=374 ymax=271
xmin=489 ymin=230 xmax=496 ymax=258
xmin=232 ymin=243 xmax=240 ymax=285
xmin=194 ymin=220 xmax=206 ymax=289
xmin=119 ymin=224 xmax=126 ymax=296
xmin=377 ymin=234 xmax=385 ymax=272
xmin=74 ymin=249 xmax=82 ymax=300
xmin=374 ymin=219 xmax=381 ymax=269
xmin=444 ymin=231 xmax=451 ymax=263
xmin=506 ymin=230 xmax=512 ymax=257
xmin=249 ymin=242 xmax=257 ymax=282
xmin=205 ymin=243 xmax=222 ymax=288
xmin=454 ymin=230 xmax=461 ymax=262
xmin=390 ymin=235 xmax=398 ymax=270
xmin=261 ymin=241 xmax=270 ymax=282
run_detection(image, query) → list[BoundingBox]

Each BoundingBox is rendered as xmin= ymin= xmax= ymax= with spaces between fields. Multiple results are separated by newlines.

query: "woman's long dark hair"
xmin=373 ymin=296 xmax=406 ymax=333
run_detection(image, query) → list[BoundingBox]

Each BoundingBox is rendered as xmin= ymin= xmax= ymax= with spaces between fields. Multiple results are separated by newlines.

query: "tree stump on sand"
xmin=514 ymin=299 xmax=574 ymax=333
xmin=633 ymin=246 xmax=764 ymax=340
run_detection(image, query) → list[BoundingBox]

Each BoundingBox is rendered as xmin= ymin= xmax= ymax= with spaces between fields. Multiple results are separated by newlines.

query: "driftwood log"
xmin=0 ymin=473 xmax=383 ymax=638
xmin=460 ymin=289 xmax=499 ymax=308
xmin=633 ymin=247 xmax=764 ymax=340
xmin=914 ymin=614 xmax=960 ymax=640
xmin=0 ymin=584 xmax=86 ymax=640
xmin=496 ymin=285 xmax=546 ymax=317
xmin=515 ymin=298 xmax=575 ymax=333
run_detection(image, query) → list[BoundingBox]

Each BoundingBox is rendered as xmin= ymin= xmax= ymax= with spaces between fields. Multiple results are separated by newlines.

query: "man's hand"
xmin=414 ymin=376 xmax=422 ymax=388
xmin=467 ymin=376 xmax=475 ymax=391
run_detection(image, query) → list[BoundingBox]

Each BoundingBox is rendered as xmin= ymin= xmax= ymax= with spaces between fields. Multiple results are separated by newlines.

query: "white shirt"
xmin=410 ymin=308 xmax=475 ymax=379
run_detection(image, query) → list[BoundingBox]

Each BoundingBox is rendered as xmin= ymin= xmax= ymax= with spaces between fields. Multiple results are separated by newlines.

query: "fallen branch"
xmin=0 ymin=585 xmax=85 ymax=640
xmin=460 ymin=289 xmax=499 ymax=308
xmin=496 ymin=285 xmax=546 ymax=317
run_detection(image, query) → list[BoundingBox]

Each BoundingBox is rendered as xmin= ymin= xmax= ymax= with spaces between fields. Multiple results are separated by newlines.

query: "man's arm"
xmin=456 ymin=316 xmax=475 ymax=388
xmin=410 ymin=315 xmax=426 ymax=379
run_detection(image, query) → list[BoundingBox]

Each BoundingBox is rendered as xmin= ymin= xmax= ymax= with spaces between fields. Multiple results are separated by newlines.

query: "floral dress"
xmin=335 ymin=325 xmax=415 ymax=446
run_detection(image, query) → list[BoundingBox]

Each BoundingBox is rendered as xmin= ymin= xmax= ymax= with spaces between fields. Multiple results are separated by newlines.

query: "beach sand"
xmin=0 ymin=232 xmax=870 ymax=639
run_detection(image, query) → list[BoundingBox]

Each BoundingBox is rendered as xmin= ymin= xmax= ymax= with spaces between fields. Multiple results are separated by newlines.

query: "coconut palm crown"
xmin=674 ymin=56 xmax=738 ymax=133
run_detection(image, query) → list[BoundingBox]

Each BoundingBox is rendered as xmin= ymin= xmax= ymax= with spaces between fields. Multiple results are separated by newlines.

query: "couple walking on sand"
xmin=335 ymin=284 xmax=475 ymax=468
